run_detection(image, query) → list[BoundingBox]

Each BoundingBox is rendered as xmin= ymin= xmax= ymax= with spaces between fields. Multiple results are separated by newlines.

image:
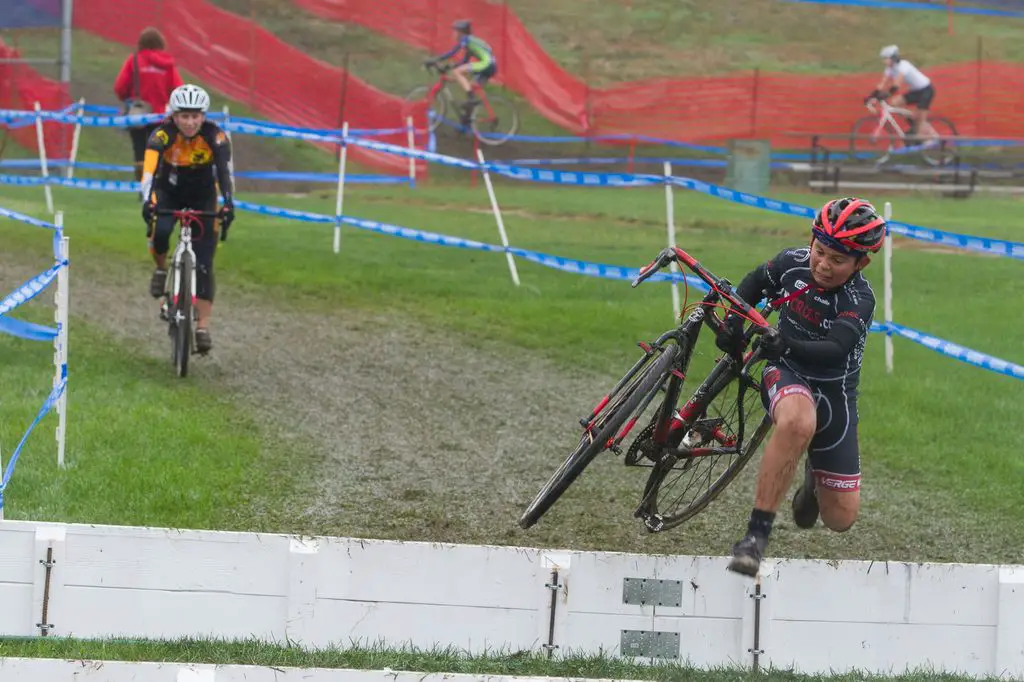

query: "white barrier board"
xmin=0 ymin=519 xmax=1021 ymax=679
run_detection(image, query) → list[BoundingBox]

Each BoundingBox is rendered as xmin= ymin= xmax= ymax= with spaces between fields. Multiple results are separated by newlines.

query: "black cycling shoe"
xmin=195 ymin=328 xmax=213 ymax=355
xmin=792 ymin=458 xmax=820 ymax=529
xmin=727 ymin=533 xmax=768 ymax=577
xmin=149 ymin=268 xmax=167 ymax=299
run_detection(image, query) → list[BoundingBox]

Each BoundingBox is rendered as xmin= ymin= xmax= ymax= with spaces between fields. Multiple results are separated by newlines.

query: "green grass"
xmin=0 ymin=303 xmax=311 ymax=530
xmin=0 ymin=637 xmax=1004 ymax=681
xmin=0 ymin=181 xmax=1022 ymax=565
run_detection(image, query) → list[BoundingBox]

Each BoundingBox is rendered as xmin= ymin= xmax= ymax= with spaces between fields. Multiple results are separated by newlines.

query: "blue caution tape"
xmin=885 ymin=322 xmax=1024 ymax=380
xmin=0 ymin=263 xmax=63 ymax=317
xmin=236 ymin=200 xmax=722 ymax=290
xmin=0 ymin=376 xmax=67 ymax=507
xmin=0 ymin=204 xmax=59 ymax=230
xmin=233 ymin=170 xmax=409 ymax=184
xmin=0 ymin=316 xmax=57 ymax=341
xmin=781 ymin=0 xmax=1024 ymax=17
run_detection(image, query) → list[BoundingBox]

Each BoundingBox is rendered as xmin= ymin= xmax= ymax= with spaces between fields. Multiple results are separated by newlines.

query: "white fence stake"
xmin=475 ymin=147 xmax=520 ymax=286
xmin=53 ymin=214 xmax=69 ymax=469
xmin=883 ymin=201 xmax=894 ymax=375
xmin=406 ymin=115 xmax=417 ymax=187
xmin=222 ymin=104 xmax=236 ymax=192
xmin=334 ymin=122 xmax=349 ymax=255
xmin=664 ymin=161 xmax=681 ymax=320
xmin=34 ymin=101 xmax=54 ymax=215
xmin=66 ymin=97 xmax=85 ymax=180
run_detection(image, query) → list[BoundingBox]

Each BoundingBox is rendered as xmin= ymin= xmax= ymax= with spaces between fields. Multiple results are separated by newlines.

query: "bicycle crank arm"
xmin=670 ymin=445 xmax=742 ymax=458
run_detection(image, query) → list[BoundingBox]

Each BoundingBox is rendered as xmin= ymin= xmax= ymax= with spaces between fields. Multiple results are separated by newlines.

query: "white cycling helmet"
xmin=168 ymin=84 xmax=210 ymax=113
xmin=879 ymin=45 xmax=900 ymax=60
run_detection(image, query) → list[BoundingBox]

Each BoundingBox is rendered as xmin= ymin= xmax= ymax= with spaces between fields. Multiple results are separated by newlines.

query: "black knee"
xmin=195 ymin=260 xmax=214 ymax=301
xmin=151 ymin=215 xmax=174 ymax=255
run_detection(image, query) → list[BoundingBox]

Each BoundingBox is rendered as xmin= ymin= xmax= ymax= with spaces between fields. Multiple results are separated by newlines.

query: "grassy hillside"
xmin=212 ymin=0 xmax=1023 ymax=88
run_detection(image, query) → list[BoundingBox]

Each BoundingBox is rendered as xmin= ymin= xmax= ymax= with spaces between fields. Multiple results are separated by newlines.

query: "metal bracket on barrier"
xmin=622 ymin=577 xmax=682 ymax=607
xmin=542 ymin=569 xmax=562 ymax=657
xmin=36 ymin=546 xmax=56 ymax=636
xmin=620 ymin=629 xmax=680 ymax=659
xmin=747 ymin=578 xmax=767 ymax=671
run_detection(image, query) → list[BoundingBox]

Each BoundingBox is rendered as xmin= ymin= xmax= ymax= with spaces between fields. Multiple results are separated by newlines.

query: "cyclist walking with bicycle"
xmin=715 ymin=198 xmax=887 ymax=577
xmin=867 ymin=45 xmax=937 ymax=142
xmin=423 ymin=20 xmax=498 ymax=127
xmin=141 ymin=84 xmax=235 ymax=355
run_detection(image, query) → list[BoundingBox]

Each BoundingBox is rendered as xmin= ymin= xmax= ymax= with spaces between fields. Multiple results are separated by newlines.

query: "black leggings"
xmin=149 ymin=189 xmax=219 ymax=302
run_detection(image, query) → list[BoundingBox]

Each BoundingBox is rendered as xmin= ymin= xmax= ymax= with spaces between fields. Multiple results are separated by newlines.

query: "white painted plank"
xmin=63 ymin=529 xmax=289 ymax=595
xmin=561 ymin=550 xmax=658 ymax=617
xmin=770 ymin=620 xmax=996 ymax=678
xmin=0 ymin=524 xmax=38 ymax=583
xmin=655 ymin=555 xmax=747 ymax=618
xmin=58 ymin=586 xmax=286 ymax=640
xmin=560 ymin=612 xmax=740 ymax=666
xmin=905 ymin=563 xmax=999 ymax=626
xmin=309 ymin=599 xmax=541 ymax=653
xmin=314 ymin=538 xmax=540 ymax=609
xmin=996 ymin=567 xmax=1024 ymax=678
xmin=770 ymin=559 xmax=910 ymax=623
xmin=0 ymin=583 xmax=34 ymax=635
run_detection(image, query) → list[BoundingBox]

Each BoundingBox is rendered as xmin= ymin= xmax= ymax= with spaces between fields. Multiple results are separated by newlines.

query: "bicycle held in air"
xmin=518 ymin=246 xmax=784 ymax=534
xmin=404 ymin=62 xmax=520 ymax=146
xmin=157 ymin=208 xmax=218 ymax=378
xmin=850 ymin=97 xmax=958 ymax=167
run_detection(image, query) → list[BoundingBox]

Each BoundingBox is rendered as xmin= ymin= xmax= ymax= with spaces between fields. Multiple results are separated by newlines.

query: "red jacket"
xmin=113 ymin=49 xmax=183 ymax=114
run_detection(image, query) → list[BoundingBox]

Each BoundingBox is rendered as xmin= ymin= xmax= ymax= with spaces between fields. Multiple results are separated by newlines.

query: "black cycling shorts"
xmin=904 ymin=84 xmax=935 ymax=111
xmin=760 ymin=364 xmax=861 ymax=492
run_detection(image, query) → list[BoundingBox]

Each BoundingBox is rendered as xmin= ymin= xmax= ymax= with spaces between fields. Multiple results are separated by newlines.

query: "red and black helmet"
xmin=811 ymin=197 xmax=887 ymax=255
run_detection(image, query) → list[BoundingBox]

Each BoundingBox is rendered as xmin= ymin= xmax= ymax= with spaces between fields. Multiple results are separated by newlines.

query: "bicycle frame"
xmin=587 ymin=247 xmax=774 ymax=459
xmin=425 ymin=63 xmax=498 ymax=123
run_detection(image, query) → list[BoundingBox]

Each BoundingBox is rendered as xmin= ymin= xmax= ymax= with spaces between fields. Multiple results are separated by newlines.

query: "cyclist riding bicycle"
xmin=714 ymin=197 xmax=887 ymax=578
xmin=866 ymin=45 xmax=937 ymax=141
xmin=423 ymin=19 xmax=498 ymax=125
xmin=140 ymin=83 xmax=235 ymax=355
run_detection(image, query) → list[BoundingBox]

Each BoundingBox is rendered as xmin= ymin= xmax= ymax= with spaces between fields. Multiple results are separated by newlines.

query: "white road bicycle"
xmin=850 ymin=98 xmax=958 ymax=166
xmin=156 ymin=208 xmax=218 ymax=378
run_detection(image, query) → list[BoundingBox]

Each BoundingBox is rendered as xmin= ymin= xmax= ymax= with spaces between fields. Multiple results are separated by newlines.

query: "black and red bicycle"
xmin=518 ymin=246 xmax=781 ymax=534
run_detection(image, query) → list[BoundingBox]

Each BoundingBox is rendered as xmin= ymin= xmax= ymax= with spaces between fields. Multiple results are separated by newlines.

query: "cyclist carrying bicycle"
xmin=423 ymin=19 xmax=498 ymax=126
xmin=140 ymin=84 xmax=235 ymax=355
xmin=866 ymin=45 xmax=937 ymax=141
xmin=715 ymin=197 xmax=886 ymax=577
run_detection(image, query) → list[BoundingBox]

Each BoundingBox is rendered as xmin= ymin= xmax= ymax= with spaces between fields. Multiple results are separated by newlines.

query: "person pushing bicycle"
xmin=423 ymin=19 xmax=498 ymax=126
xmin=715 ymin=197 xmax=887 ymax=577
xmin=141 ymin=84 xmax=235 ymax=355
xmin=866 ymin=45 xmax=937 ymax=142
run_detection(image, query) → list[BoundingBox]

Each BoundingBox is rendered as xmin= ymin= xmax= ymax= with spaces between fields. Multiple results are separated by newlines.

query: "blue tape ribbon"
xmin=781 ymin=0 xmax=1024 ymax=17
xmin=0 ymin=316 xmax=57 ymax=341
xmin=0 ymin=376 xmax=67 ymax=506
xmin=884 ymin=321 xmax=1024 ymax=380
xmin=0 ymin=264 xmax=63 ymax=317
xmin=0 ymin=204 xmax=58 ymax=230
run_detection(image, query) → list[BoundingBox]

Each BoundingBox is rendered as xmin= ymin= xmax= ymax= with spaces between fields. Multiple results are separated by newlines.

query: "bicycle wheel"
xmin=404 ymin=85 xmax=450 ymax=133
xmin=919 ymin=116 xmax=958 ymax=166
xmin=173 ymin=252 xmax=195 ymax=378
xmin=518 ymin=343 xmax=680 ymax=530
xmin=850 ymin=115 xmax=896 ymax=164
xmin=634 ymin=356 xmax=772 ymax=533
xmin=472 ymin=93 xmax=520 ymax=146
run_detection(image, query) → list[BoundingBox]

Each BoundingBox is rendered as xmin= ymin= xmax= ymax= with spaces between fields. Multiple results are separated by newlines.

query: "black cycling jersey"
xmin=736 ymin=247 xmax=876 ymax=390
xmin=144 ymin=119 xmax=233 ymax=200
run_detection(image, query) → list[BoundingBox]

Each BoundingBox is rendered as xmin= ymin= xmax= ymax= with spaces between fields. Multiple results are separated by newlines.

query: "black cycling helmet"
xmin=453 ymin=19 xmax=471 ymax=34
xmin=811 ymin=197 xmax=887 ymax=256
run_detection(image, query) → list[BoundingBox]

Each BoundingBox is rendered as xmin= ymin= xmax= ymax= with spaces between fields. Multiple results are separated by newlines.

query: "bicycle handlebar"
xmin=156 ymin=209 xmax=220 ymax=218
xmin=631 ymin=246 xmax=771 ymax=330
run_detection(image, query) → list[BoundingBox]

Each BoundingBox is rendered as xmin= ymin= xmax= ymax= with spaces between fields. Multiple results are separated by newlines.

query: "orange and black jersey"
xmin=143 ymin=120 xmax=233 ymax=198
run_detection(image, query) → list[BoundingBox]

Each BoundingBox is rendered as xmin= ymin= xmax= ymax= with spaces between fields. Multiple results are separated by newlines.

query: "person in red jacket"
xmin=114 ymin=27 xmax=183 ymax=181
